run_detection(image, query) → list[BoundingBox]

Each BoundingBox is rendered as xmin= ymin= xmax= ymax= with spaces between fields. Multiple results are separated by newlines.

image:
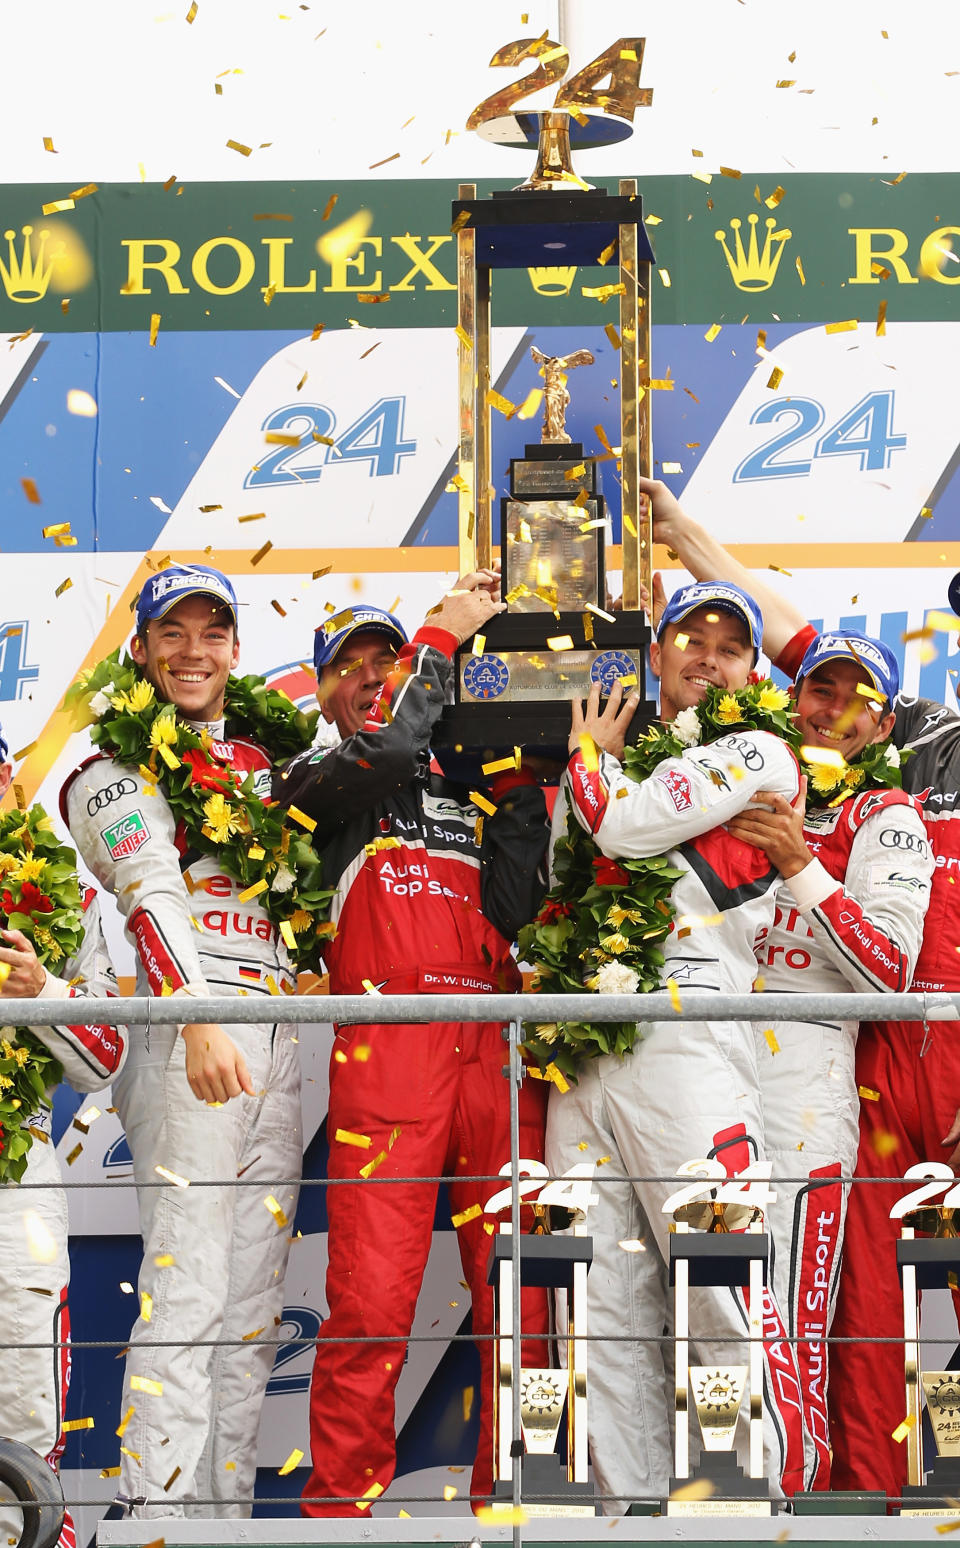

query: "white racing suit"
xmin=752 ymin=787 xmax=932 ymax=1488
xmin=62 ymin=730 xmax=301 ymax=1519
xmin=545 ymin=730 xmax=811 ymax=1507
xmin=0 ymin=887 xmax=125 ymax=1548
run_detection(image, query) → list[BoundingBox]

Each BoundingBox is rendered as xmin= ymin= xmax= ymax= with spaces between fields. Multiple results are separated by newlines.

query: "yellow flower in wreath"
xmin=202 ymin=793 xmax=242 ymax=843
xmin=757 ymin=683 xmax=791 ymax=713
xmin=809 ymin=763 xmax=843 ymax=795
xmin=9 ymin=854 xmax=47 ymax=885
xmin=149 ymin=713 xmax=179 ymax=749
xmin=716 ymin=694 xmax=744 ymax=724
xmin=288 ymin=908 xmax=314 ymax=935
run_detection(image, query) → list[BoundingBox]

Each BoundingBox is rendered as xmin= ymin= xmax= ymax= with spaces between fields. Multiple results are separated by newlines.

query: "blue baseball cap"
xmin=796 ymin=629 xmax=899 ymax=706
xmin=136 ymin=565 xmax=238 ymax=633
xmin=658 ymin=581 xmax=763 ymax=662
xmin=314 ymin=606 xmax=408 ymax=673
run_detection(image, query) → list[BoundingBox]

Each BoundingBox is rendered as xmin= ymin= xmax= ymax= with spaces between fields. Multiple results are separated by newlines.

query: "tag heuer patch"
xmin=101 ymin=810 xmax=150 ymax=859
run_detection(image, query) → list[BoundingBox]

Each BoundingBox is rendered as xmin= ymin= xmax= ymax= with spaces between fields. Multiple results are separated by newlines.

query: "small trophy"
xmin=893 ymin=1165 xmax=960 ymax=1514
xmin=431 ymin=33 xmax=659 ymax=771
xmin=664 ymin=1162 xmax=774 ymax=1516
xmin=487 ymin=1164 xmax=597 ymax=1515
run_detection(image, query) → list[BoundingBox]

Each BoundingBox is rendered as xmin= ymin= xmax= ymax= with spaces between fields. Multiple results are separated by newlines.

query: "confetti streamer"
xmin=149 ymin=314 xmax=161 ymax=346
xmin=155 ymin=1164 xmax=190 ymax=1188
xmin=451 ymin=1203 xmax=482 ymax=1228
xmin=892 ymin=1414 xmax=916 ymax=1444
xmin=264 ymin=1194 xmax=289 ymax=1227
xmin=825 ymin=319 xmax=858 ymax=334
xmin=278 ymin=1449 xmax=304 ymax=1475
xmin=21 ymin=478 xmax=41 ymax=505
xmin=469 ymin=790 xmax=497 ymax=817
xmin=335 ymin=1129 xmax=372 ymax=1149
xmin=764 ymin=1028 xmax=780 ymax=1054
xmin=858 ymin=1086 xmax=881 ymax=1101
xmin=226 ymin=140 xmax=253 ymax=156
xmin=62 ymin=1418 xmax=95 ymax=1432
xmin=131 ymin=1376 xmax=163 ymax=1396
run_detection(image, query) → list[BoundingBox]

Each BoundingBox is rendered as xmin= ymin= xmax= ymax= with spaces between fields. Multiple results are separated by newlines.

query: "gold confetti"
xmin=443 ymin=1486 xmax=458 ymax=1501
xmin=42 ymin=522 xmax=70 ymax=537
xmin=482 ymin=756 xmax=518 ymax=775
xmin=321 ymin=193 xmax=338 ymax=222
xmin=154 ymin=1253 xmax=174 ymax=1267
xmin=764 ymin=1028 xmax=780 ymax=1054
xmin=877 ymin=299 xmax=887 ymax=336
xmin=361 ymin=978 xmax=382 ymax=995
xmin=69 ymin=183 xmax=98 ymax=201
xmin=226 ymin=140 xmax=253 ymax=156
xmin=469 ymin=790 xmax=497 ymax=817
xmin=115 ymin=1407 xmax=135 ymax=1438
xmin=669 ymin=1479 xmax=715 ymax=1502
xmin=604 ymin=322 xmax=621 ymax=350
xmin=661 ymin=461 xmax=682 ymax=474
xmin=825 ymin=319 xmax=858 ymax=334
xmin=100 ymin=1467 xmax=122 ymax=1479
xmin=871 ymin=1130 xmax=900 ymax=1158
xmin=185 ymin=0 xmax=198 ymax=17
xmin=264 ymin=1194 xmax=289 ymax=1228
xmin=858 ymin=1086 xmax=880 ymax=1101
xmin=516 ymin=387 xmax=542 ymax=419
xmin=767 ymin=367 xmax=784 ymax=390
xmin=719 ymin=166 xmax=742 ymax=179
xmin=795 ymin=255 xmax=806 ymax=285
xmin=597 ymin=238 xmax=617 ymax=265
xmin=581 ymin=282 xmax=625 ymax=302
xmin=279 ymin=920 xmax=297 ymax=952
xmin=149 ymin=313 xmax=161 ymax=346
xmin=42 ymin=199 xmax=75 ymax=215
xmin=666 ymin=978 xmax=682 ymax=1013
xmin=471 ymin=632 xmax=486 ymax=656
xmin=462 ymin=1386 xmax=474 ymax=1421
xmin=140 ymin=1292 xmax=153 ymax=1322
xmin=13 ymin=740 xmax=37 ymax=760
xmin=65 ymin=1141 xmax=82 ymax=1165
xmin=279 ymin=1449 xmax=304 ymax=1476
xmin=450 ymin=210 xmax=471 ymax=234
xmin=21 ymin=478 xmax=41 ymax=505
xmin=369 ymin=152 xmax=400 ymax=169
xmin=163 ymin=1467 xmax=181 ymax=1492
xmin=43 ymin=136 xmax=57 ymax=153
xmin=265 ymin=431 xmax=300 ymax=447
xmin=578 ymin=733 xmax=598 ymax=772
xmin=357 ymin=292 xmax=389 ymax=304
xmin=451 ymin=1203 xmax=482 ymax=1228
xmin=659 ymin=267 xmax=672 ymax=288
xmin=547 ymin=634 xmax=575 ymax=651
xmin=486 ymin=388 xmax=515 ymax=417
xmin=131 ymin=1376 xmax=163 ymax=1396
xmin=892 ymin=1414 xmax=916 ymax=1444
xmin=335 ymin=1129 xmax=372 ymax=1149
xmin=287 ymin=804 xmax=317 ymax=832
xmin=704 ymin=323 xmax=722 ymax=342
xmin=250 ymin=540 xmax=273 ymax=566
xmin=765 ymin=185 xmax=786 ymax=208
xmin=586 ymin=602 xmax=616 ymax=622
xmin=62 ymin=1417 xmax=94 ymax=1432
xmin=768 ymin=563 xmax=793 ymax=575
xmin=455 ymin=323 xmax=473 ymax=351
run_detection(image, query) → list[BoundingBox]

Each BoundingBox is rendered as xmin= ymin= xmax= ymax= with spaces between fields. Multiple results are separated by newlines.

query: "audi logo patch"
xmin=87 ymin=778 xmax=137 ymax=815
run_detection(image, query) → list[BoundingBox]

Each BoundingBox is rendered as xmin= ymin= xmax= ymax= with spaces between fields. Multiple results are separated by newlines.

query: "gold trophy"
xmin=893 ymin=1167 xmax=960 ymax=1514
xmin=432 ymin=33 xmax=658 ymax=770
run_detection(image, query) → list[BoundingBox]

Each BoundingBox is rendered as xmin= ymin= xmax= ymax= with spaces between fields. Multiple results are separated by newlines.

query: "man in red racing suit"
xmin=274 ymin=578 xmax=551 ymax=1516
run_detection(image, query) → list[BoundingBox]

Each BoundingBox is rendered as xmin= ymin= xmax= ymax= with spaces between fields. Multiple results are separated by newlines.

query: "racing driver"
xmin=546 ymin=580 xmax=811 ymax=1509
xmin=62 ymin=565 xmax=302 ymax=1519
xmin=274 ymin=574 xmax=551 ymax=1516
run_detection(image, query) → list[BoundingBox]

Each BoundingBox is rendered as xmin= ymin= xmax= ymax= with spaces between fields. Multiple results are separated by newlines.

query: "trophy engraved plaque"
xmin=431 ymin=34 xmax=659 ymax=772
xmin=691 ymin=1367 xmax=748 ymax=1452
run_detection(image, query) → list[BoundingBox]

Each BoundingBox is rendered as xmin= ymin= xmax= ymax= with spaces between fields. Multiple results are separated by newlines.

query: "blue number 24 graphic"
xmin=246 ymin=397 xmax=415 ymax=488
xmin=733 ymin=391 xmax=906 ymax=483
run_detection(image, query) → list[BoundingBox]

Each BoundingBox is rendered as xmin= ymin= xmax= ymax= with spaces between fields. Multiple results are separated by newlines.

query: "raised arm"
xmin=643 ymin=476 xmax=808 ymax=659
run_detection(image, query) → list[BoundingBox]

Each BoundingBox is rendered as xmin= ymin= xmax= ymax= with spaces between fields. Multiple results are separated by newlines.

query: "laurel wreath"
xmin=64 ymin=649 xmax=334 ymax=971
xmin=519 ymin=679 xmax=905 ymax=1078
xmin=0 ymin=805 xmax=85 ymax=1183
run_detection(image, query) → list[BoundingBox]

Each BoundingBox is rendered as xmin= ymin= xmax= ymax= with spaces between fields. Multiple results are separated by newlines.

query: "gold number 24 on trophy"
xmin=466 ymin=36 xmax=654 ymax=132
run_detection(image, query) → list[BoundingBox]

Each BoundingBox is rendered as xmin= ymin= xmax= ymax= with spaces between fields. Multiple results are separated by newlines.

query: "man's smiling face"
xmin=794 ymin=658 xmax=895 ymax=761
xmin=131 ymin=594 xmax=239 ymax=722
xmin=650 ymin=604 xmax=755 ymax=721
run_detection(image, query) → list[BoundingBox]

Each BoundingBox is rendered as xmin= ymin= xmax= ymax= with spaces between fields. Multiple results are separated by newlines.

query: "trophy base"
xmin=493 ymin=1456 xmax=597 ymax=1517
xmin=666 ymin=1455 xmax=773 ymax=1517
xmin=900 ymin=1459 xmax=960 ymax=1516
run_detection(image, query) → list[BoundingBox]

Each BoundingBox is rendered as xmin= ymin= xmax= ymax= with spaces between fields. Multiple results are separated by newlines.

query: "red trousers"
xmin=830 ymin=1019 xmax=960 ymax=1499
xmin=302 ymin=1020 xmax=549 ymax=1516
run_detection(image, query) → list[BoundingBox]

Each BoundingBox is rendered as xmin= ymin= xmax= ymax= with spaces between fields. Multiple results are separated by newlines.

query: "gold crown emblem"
xmin=714 ymin=214 xmax=792 ymax=292
xmin=0 ymin=225 xmax=63 ymax=303
xmin=527 ymin=265 xmax=577 ymax=297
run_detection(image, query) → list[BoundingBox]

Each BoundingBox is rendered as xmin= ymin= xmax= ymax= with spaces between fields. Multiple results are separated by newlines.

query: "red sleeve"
xmin=409 ymin=626 xmax=459 ymax=659
xmin=774 ymin=623 xmax=817 ymax=681
xmin=489 ymin=769 xmax=538 ymax=800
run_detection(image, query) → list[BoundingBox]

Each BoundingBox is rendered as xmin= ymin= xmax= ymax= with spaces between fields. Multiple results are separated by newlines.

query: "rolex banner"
xmin=2 ymin=171 xmax=960 ymax=1530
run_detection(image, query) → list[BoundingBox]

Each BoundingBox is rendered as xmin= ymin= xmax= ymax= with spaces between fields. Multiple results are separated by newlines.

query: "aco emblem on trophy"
xmin=431 ymin=32 xmax=659 ymax=769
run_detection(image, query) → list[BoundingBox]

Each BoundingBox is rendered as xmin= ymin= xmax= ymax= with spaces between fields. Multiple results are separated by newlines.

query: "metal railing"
xmin=4 ymin=987 xmax=960 ymax=1532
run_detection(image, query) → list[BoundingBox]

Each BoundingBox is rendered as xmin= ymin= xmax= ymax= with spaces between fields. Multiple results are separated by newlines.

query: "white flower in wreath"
xmin=88 ymin=688 xmax=113 ymax=719
xmin=593 ymin=961 xmax=641 ymax=996
xmin=271 ymin=864 xmax=296 ymax=893
xmin=884 ymin=744 xmax=901 ymax=769
xmin=672 ymin=706 xmax=702 ymax=747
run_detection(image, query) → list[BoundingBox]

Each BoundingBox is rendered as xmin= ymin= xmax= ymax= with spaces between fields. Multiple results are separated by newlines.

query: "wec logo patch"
xmin=657 ymin=767 xmax=693 ymax=813
xmin=101 ymin=810 xmax=150 ymax=860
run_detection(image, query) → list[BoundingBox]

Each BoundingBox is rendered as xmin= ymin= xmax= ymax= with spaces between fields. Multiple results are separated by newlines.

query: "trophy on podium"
xmin=892 ymin=1163 xmax=960 ymax=1515
xmin=663 ymin=1161 xmax=775 ymax=1516
xmin=431 ymin=33 xmax=659 ymax=769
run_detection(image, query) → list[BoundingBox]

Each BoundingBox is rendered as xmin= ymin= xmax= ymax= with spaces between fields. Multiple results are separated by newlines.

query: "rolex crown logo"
xmin=527 ymin=265 xmax=577 ymax=297
xmin=0 ymin=225 xmax=63 ymax=303
xmin=714 ymin=214 xmax=792 ymax=292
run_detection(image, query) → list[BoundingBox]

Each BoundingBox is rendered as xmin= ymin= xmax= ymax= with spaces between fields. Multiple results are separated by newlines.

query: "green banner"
xmin=2 ymin=173 xmax=959 ymax=334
